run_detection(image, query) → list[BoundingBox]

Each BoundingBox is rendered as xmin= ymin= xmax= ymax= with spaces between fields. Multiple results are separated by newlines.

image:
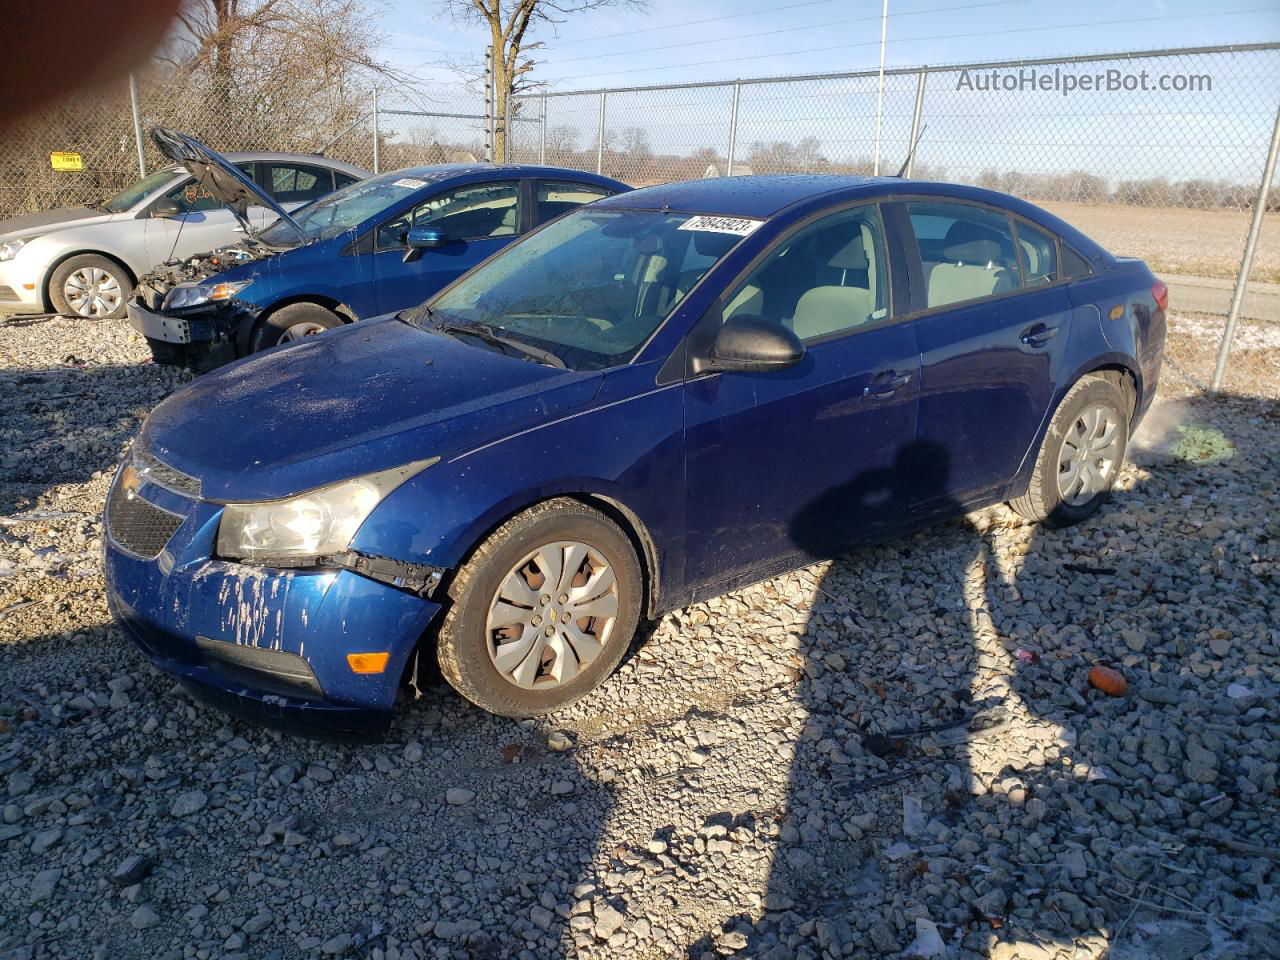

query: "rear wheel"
xmin=1008 ymin=374 xmax=1129 ymax=527
xmin=251 ymin=302 xmax=344 ymax=352
xmin=436 ymin=498 xmax=642 ymax=717
xmin=48 ymin=254 xmax=131 ymax=319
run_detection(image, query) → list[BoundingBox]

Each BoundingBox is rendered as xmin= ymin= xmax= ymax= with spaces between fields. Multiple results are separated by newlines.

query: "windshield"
xmin=419 ymin=209 xmax=749 ymax=370
xmin=101 ymin=168 xmax=180 ymax=212
xmin=257 ymin=170 xmax=438 ymax=244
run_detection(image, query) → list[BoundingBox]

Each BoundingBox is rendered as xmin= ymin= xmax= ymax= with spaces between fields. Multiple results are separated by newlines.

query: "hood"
xmin=150 ymin=127 xmax=302 ymax=239
xmin=140 ymin=316 xmax=603 ymax=501
xmin=0 ymin=205 xmax=115 ymax=240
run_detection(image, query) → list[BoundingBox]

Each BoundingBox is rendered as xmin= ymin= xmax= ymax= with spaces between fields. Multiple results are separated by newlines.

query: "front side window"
xmin=908 ymin=201 xmax=1020 ymax=309
xmin=266 ymin=164 xmax=333 ymax=204
xmin=722 ymin=205 xmax=889 ymax=342
xmin=378 ymin=181 xmax=520 ymax=249
xmin=423 ymin=208 xmax=747 ymax=370
xmin=1016 ymin=221 xmax=1059 ymax=285
xmin=162 ymin=162 xmax=257 ymax=214
xmin=535 ymin=181 xmax=615 ymax=226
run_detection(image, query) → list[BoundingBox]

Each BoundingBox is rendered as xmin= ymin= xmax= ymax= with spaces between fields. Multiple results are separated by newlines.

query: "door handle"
xmin=1020 ymin=324 xmax=1059 ymax=347
xmin=863 ymin=371 xmax=911 ymax=398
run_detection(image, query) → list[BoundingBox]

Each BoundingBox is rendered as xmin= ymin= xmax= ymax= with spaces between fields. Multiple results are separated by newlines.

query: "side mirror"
xmin=403 ymin=226 xmax=448 ymax=262
xmin=152 ymin=198 xmax=181 ymax=218
xmin=700 ymin=314 xmax=805 ymax=374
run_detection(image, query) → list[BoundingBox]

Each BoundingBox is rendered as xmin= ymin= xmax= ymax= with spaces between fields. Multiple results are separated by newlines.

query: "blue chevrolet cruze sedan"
xmin=127 ymin=129 xmax=627 ymax=369
xmin=104 ymin=174 xmax=1166 ymax=733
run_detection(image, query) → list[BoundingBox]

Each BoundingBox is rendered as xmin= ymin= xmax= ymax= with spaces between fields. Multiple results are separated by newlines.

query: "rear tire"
xmin=48 ymin=254 xmax=131 ymax=319
xmin=251 ymin=302 xmax=344 ymax=352
xmin=436 ymin=498 xmax=642 ymax=717
xmin=1008 ymin=374 xmax=1129 ymax=527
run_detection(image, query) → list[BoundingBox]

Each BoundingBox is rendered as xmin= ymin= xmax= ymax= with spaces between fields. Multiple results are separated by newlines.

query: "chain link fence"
xmin=3 ymin=42 xmax=1278 ymax=364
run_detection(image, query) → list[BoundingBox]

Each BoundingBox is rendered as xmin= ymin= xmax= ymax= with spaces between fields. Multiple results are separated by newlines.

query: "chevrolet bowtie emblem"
xmin=121 ymin=464 xmax=142 ymax=501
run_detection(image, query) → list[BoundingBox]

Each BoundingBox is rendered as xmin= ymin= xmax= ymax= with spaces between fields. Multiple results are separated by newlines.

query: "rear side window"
xmin=907 ymin=201 xmax=1020 ymax=309
xmin=1062 ymin=244 xmax=1093 ymax=279
xmin=535 ymin=181 xmax=615 ymax=226
xmin=266 ymin=164 xmax=334 ymax=204
xmin=1015 ymin=221 xmax=1059 ymax=285
xmin=334 ymin=171 xmax=361 ymax=190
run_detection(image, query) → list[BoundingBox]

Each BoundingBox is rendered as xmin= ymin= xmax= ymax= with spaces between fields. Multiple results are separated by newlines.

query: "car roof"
xmin=595 ymin=175 xmax=1109 ymax=257
xmin=362 ymin=163 xmax=627 ymax=187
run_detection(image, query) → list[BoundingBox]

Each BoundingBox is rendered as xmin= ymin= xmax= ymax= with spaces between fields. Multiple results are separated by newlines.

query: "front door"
xmin=143 ymin=167 xmax=268 ymax=266
xmin=370 ymin=180 xmax=522 ymax=314
xmin=682 ymin=204 xmax=921 ymax=596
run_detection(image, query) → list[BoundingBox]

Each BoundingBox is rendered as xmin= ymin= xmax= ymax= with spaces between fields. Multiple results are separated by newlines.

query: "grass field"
xmin=1038 ymin=200 xmax=1279 ymax=284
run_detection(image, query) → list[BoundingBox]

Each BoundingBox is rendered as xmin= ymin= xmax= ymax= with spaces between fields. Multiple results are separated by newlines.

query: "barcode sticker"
xmin=392 ymin=178 xmax=427 ymax=189
xmin=678 ymin=215 xmax=764 ymax=236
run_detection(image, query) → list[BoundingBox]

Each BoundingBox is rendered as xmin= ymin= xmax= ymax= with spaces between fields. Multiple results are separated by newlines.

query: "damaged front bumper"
xmin=127 ymin=295 xmax=254 ymax=370
xmin=102 ymin=462 xmax=447 ymax=735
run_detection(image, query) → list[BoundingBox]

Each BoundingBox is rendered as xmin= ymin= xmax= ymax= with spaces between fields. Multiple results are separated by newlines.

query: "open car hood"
xmin=150 ymin=127 xmax=302 ymax=239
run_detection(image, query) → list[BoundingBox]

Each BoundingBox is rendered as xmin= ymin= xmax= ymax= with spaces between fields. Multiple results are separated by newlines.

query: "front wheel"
xmin=1008 ymin=373 xmax=1130 ymax=527
xmin=436 ymin=498 xmax=642 ymax=717
xmin=251 ymin=302 xmax=344 ymax=352
xmin=48 ymin=254 xmax=131 ymax=319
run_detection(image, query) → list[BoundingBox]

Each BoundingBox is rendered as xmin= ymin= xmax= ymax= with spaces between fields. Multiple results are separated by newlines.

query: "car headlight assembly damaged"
xmin=162 ymin=279 xmax=252 ymax=311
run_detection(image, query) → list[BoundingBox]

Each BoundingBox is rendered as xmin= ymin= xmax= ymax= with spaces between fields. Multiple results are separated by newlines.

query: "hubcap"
xmin=1057 ymin=402 xmax=1121 ymax=505
xmin=485 ymin=541 xmax=619 ymax=690
xmin=64 ymin=266 xmax=122 ymax=317
xmin=280 ymin=321 xmax=330 ymax=342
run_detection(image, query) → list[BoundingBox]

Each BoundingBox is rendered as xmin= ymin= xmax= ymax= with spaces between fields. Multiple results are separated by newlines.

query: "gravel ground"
xmin=0 ymin=313 xmax=1277 ymax=960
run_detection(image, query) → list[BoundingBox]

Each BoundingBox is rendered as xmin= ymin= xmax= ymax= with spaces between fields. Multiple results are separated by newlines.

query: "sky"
xmin=375 ymin=0 xmax=1280 ymax=93
xmin=371 ymin=0 xmax=1280 ymax=183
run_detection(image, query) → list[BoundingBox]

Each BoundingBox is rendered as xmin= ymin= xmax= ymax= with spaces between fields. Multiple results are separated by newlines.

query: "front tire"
xmin=251 ymin=302 xmax=344 ymax=352
xmin=436 ymin=498 xmax=642 ymax=717
xmin=1008 ymin=374 xmax=1129 ymax=527
xmin=48 ymin=254 xmax=131 ymax=319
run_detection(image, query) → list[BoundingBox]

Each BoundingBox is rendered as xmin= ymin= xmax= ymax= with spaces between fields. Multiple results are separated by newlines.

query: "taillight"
xmin=1152 ymin=280 xmax=1169 ymax=313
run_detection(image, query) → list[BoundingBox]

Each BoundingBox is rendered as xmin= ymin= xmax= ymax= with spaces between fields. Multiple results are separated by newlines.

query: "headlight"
xmin=162 ymin=279 xmax=252 ymax=311
xmin=0 ymin=236 xmax=35 ymax=262
xmin=216 ymin=458 xmax=438 ymax=562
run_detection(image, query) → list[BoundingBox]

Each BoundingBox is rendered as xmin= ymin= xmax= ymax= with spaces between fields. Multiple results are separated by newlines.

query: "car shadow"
xmin=0 ymin=356 xmax=190 ymax=516
xmin=713 ymin=391 xmax=1276 ymax=958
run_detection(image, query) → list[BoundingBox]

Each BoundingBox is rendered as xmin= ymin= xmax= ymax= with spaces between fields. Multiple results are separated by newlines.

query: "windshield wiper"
xmin=398 ymin=302 xmax=439 ymax=328
xmin=439 ymin=320 xmax=567 ymax=369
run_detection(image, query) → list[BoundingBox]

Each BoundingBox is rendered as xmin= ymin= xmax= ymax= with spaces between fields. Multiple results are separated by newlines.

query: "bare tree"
xmin=441 ymin=0 xmax=646 ymax=161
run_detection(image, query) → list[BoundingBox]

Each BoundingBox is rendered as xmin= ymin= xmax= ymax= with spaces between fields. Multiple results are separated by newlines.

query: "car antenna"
xmin=894 ymin=124 xmax=927 ymax=179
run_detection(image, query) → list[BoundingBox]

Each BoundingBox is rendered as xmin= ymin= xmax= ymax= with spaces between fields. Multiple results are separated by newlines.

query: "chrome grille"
xmin=106 ymin=478 xmax=185 ymax=559
xmin=133 ymin=447 xmax=201 ymax=498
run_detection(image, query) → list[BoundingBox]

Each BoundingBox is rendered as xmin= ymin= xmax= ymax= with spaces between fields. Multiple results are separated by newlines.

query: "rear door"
xmin=681 ymin=203 xmax=921 ymax=595
xmin=369 ymin=179 xmax=522 ymax=314
xmin=898 ymin=199 xmax=1075 ymax=512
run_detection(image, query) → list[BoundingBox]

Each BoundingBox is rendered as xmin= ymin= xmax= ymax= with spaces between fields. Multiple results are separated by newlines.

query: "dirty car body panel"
xmin=103 ymin=175 xmax=1166 ymax=733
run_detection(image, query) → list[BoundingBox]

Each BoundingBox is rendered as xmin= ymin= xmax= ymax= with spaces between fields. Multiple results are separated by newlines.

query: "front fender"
xmin=349 ymin=360 xmax=686 ymax=608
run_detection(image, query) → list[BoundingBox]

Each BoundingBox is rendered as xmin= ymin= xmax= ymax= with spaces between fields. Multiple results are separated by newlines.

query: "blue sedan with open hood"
xmin=127 ymin=128 xmax=627 ymax=369
xmin=104 ymin=174 xmax=1166 ymax=734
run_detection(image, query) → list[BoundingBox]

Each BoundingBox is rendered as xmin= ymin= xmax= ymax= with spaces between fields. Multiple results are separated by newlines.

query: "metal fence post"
xmin=872 ymin=0 xmax=888 ymax=175
xmin=539 ymin=94 xmax=547 ymax=164
xmin=1212 ymin=101 xmax=1280 ymax=393
xmin=372 ymin=86 xmax=380 ymax=174
xmin=905 ymin=68 xmax=927 ymax=178
xmin=726 ymin=82 xmax=741 ymax=176
xmin=596 ymin=92 xmax=607 ymax=175
xmin=128 ymin=73 xmax=147 ymax=177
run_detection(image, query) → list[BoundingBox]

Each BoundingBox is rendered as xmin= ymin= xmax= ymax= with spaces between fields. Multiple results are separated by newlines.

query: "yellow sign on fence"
xmin=50 ymin=152 xmax=83 ymax=172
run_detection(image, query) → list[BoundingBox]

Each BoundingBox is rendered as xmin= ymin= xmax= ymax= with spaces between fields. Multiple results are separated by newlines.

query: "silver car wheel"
xmin=485 ymin=540 xmax=619 ymax=690
xmin=280 ymin=321 xmax=330 ymax=342
xmin=63 ymin=266 xmax=122 ymax=318
xmin=1057 ymin=402 xmax=1120 ymax=506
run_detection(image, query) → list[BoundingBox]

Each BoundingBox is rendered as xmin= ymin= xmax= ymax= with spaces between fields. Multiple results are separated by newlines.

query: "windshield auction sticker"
xmin=678 ymin=215 xmax=764 ymax=236
xmin=392 ymin=178 xmax=428 ymax=189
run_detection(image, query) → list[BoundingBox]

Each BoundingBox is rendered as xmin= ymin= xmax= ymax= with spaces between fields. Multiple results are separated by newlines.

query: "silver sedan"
xmin=0 ymin=152 xmax=368 ymax=319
